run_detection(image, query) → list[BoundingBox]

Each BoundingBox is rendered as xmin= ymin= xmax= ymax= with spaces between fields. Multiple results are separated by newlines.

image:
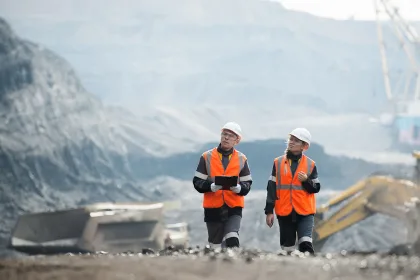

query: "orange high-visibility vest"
xmin=202 ymin=147 xmax=246 ymax=208
xmin=274 ymin=154 xmax=316 ymax=216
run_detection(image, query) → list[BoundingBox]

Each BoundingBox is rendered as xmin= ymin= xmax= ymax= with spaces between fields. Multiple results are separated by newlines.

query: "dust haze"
xmin=1 ymin=0 xmax=420 ymax=278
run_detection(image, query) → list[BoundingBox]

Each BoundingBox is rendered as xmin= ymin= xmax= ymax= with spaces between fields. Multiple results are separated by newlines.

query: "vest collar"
xmin=286 ymin=150 xmax=302 ymax=161
xmin=217 ymin=143 xmax=234 ymax=156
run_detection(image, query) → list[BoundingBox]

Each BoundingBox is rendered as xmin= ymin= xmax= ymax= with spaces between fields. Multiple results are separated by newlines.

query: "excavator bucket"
xmin=8 ymin=202 xmax=169 ymax=255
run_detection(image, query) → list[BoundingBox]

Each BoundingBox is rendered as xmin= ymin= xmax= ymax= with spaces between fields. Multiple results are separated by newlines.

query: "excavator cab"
xmin=313 ymin=151 xmax=420 ymax=253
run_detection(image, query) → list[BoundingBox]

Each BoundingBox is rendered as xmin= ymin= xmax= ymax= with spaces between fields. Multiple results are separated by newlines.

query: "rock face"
xmin=0 ymin=17 xmax=178 ymax=248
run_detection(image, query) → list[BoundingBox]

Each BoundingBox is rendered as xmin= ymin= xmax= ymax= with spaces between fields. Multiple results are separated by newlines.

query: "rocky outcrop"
xmin=0 ymin=17 xmax=177 ymax=248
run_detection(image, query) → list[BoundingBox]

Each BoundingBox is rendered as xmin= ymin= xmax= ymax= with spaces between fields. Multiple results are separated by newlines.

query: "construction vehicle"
xmin=313 ymin=151 xmax=420 ymax=253
xmin=7 ymin=201 xmax=190 ymax=255
xmin=373 ymin=0 xmax=420 ymax=151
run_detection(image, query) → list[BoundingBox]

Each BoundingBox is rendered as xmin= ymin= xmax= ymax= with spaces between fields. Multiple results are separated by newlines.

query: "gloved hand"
xmin=210 ymin=183 xmax=222 ymax=192
xmin=230 ymin=184 xmax=241 ymax=194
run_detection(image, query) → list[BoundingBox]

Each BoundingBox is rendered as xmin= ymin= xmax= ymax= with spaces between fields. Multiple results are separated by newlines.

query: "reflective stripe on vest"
xmin=202 ymin=148 xmax=246 ymax=208
xmin=274 ymin=154 xmax=316 ymax=216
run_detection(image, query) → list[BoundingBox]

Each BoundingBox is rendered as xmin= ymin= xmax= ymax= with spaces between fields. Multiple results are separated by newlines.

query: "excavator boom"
xmin=313 ymin=175 xmax=420 ymax=251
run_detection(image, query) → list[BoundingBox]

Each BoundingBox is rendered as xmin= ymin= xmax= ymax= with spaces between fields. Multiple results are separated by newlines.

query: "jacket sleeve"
xmin=192 ymin=155 xmax=212 ymax=193
xmin=301 ymin=165 xmax=321 ymax=194
xmin=264 ymin=161 xmax=277 ymax=214
xmin=238 ymin=159 xmax=253 ymax=196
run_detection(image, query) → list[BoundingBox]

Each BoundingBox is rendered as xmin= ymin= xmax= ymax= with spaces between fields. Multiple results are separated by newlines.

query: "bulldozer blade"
xmin=8 ymin=202 xmax=169 ymax=255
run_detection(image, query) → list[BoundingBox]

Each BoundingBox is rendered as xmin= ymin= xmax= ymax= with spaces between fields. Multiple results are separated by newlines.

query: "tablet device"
xmin=215 ymin=176 xmax=238 ymax=189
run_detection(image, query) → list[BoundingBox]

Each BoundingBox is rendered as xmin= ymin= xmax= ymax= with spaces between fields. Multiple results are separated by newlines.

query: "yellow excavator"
xmin=313 ymin=151 xmax=420 ymax=253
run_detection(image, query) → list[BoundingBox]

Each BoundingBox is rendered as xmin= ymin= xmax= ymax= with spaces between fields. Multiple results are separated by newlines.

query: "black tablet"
xmin=215 ymin=176 xmax=238 ymax=188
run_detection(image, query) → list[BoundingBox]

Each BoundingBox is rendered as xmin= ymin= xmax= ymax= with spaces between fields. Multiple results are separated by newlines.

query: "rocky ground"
xmin=1 ymin=248 xmax=420 ymax=280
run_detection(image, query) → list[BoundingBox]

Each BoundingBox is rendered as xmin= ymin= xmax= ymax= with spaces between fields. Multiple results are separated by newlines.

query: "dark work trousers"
xmin=206 ymin=214 xmax=241 ymax=248
xmin=277 ymin=211 xmax=315 ymax=254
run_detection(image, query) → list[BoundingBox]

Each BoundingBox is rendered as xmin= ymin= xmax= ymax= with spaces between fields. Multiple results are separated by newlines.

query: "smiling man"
xmin=192 ymin=122 xmax=253 ymax=249
xmin=264 ymin=127 xmax=321 ymax=255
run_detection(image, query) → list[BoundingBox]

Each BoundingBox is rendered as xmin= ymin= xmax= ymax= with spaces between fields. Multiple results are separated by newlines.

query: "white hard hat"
xmin=222 ymin=122 xmax=242 ymax=139
xmin=289 ymin=127 xmax=311 ymax=146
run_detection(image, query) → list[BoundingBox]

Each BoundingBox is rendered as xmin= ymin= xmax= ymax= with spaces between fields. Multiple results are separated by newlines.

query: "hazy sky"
xmin=0 ymin=0 xmax=420 ymax=20
xmin=277 ymin=0 xmax=420 ymax=20
xmin=1 ymin=0 xmax=419 ymax=22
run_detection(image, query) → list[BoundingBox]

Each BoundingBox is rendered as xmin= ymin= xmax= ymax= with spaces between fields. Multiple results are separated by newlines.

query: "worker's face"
xmin=287 ymin=135 xmax=307 ymax=153
xmin=220 ymin=129 xmax=239 ymax=150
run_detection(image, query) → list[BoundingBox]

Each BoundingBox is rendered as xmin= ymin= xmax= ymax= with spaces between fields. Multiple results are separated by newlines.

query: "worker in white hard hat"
xmin=264 ymin=127 xmax=321 ymax=255
xmin=193 ymin=122 xmax=253 ymax=249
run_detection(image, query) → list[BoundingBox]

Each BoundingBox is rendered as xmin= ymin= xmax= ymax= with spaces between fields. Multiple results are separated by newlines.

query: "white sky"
xmin=276 ymin=0 xmax=420 ymax=21
xmin=1 ymin=0 xmax=419 ymax=21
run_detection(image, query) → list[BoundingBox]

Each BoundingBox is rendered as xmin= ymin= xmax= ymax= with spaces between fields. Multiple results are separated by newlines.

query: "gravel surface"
xmin=1 ymin=247 xmax=420 ymax=280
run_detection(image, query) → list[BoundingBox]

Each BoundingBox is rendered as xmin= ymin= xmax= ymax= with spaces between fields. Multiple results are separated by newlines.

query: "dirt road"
xmin=1 ymin=248 xmax=420 ymax=280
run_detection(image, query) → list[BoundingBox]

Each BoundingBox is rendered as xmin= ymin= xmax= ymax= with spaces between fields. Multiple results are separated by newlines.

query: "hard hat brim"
xmin=289 ymin=133 xmax=310 ymax=145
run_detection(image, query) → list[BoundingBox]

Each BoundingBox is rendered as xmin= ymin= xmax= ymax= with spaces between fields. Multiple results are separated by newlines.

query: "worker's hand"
xmin=298 ymin=171 xmax=308 ymax=182
xmin=230 ymin=184 xmax=241 ymax=194
xmin=210 ymin=183 xmax=222 ymax=192
xmin=266 ymin=213 xmax=274 ymax=228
